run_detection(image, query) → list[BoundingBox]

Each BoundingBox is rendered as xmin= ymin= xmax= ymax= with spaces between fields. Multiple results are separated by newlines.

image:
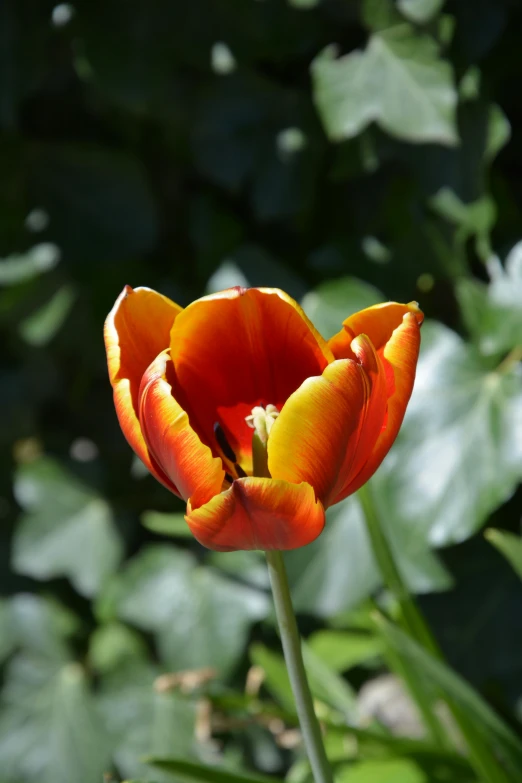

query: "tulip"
xmin=104 ymin=285 xmax=423 ymax=552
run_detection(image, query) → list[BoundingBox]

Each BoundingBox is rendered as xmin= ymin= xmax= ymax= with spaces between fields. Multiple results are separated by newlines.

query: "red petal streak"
xmin=185 ymin=477 xmax=325 ymax=551
xmin=139 ymin=351 xmax=225 ymax=507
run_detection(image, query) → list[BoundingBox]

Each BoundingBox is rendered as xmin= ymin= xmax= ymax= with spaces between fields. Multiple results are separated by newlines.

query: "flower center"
xmin=245 ymin=404 xmax=279 ymax=478
xmin=245 ymin=404 xmax=279 ymax=445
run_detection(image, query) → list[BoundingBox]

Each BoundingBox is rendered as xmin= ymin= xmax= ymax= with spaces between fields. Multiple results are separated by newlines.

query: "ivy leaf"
xmin=397 ymin=0 xmax=445 ymax=25
xmin=301 ymin=277 xmax=383 ymax=339
xmin=98 ymin=662 xmax=198 ymax=781
xmin=12 ymin=457 xmax=123 ymax=598
xmin=313 ymin=24 xmax=458 ymax=146
xmin=98 ymin=545 xmax=268 ymax=676
xmin=372 ymin=321 xmax=522 ymax=548
xmin=456 ymin=241 xmax=522 ymax=357
xmin=285 ymin=496 xmax=451 ymax=618
xmin=0 ymin=655 xmax=111 ymax=783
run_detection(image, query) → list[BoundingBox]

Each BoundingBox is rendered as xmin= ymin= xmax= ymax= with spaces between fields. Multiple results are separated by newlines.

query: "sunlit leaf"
xmin=141 ymin=510 xmax=193 ymax=538
xmin=0 ymin=244 xmax=60 ymax=286
xmin=250 ymin=642 xmax=357 ymax=719
xmin=375 ymin=615 xmax=522 ymax=778
xmin=98 ymin=545 xmax=268 ymax=675
xmin=485 ymin=529 xmax=522 ymax=581
xmin=98 ymin=663 xmax=198 ymax=781
xmin=301 ymin=277 xmax=383 ymax=339
xmin=372 ymin=321 xmax=522 ymax=547
xmin=12 ymin=457 xmax=123 ymax=597
xmin=335 ymin=758 xmax=426 ymax=783
xmin=307 ymin=630 xmax=383 ymax=672
xmin=285 ymin=496 xmax=451 ymax=618
xmin=313 ymin=25 xmax=458 ymax=145
xmin=18 ymin=284 xmax=76 ymax=346
xmin=397 ymin=0 xmax=445 ymax=24
xmin=456 ymin=241 xmax=522 ymax=356
xmin=0 ymin=655 xmax=111 ymax=783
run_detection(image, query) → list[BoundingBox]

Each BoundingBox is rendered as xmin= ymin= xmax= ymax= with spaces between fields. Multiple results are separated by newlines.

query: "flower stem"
xmin=359 ymin=482 xmax=512 ymax=783
xmin=265 ymin=550 xmax=333 ymax=783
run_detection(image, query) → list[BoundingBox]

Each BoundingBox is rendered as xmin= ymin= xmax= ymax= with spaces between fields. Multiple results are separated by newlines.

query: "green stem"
xmin=265 ymin=550 xmax=333 ymax=783
xmin=359 ymin=482 xmax=511 ymax=783
xmin=358 ymin=483 xmax=439 ymax=657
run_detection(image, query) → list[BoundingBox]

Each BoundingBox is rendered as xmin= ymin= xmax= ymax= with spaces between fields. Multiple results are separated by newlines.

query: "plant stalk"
xmin=265 ymin=550 xmax=333 ymax=783
xmin=359 ymin=481 xmax=512 ymax=783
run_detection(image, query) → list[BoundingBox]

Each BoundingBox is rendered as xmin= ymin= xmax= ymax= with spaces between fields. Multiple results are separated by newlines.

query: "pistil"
xmin=246 ymin=404 xmax=279 ymax=478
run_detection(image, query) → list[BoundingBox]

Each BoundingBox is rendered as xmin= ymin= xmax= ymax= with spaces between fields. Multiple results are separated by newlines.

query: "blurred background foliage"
xmin=1 ymin=0 xmax=522 ymax=781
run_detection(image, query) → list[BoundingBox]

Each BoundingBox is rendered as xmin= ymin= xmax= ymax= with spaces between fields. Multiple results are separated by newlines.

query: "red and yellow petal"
xmin=329 ymin=334 xmax=389 ymax=504
xmin=337 ymin=311 xmax=422 ymax=498
xmin=267 ymin=359 xmax=370 ymax=507
xmin=328 ymin=301 xmax=423 ymax=359
xmin=169 ymin=287 xmax=334 ymax=468
xmin=139 ymin=350 xmax=225 ymax=507
xmin=185 ymin=477 xmax=325 ymax=551
xmin=104 ymin=285 xmax=183 ymax=492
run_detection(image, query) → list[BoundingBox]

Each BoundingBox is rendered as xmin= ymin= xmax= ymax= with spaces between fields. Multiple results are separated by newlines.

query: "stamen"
xmin=224 ymin=472 xmax=234 ymax=483
xmin=214 ymin=422 xmax=236 ymax=462
xmin=245 ymin=404 xmax=279 ymax=445
xmin=235 ymin=463 xmax=247 ymax=478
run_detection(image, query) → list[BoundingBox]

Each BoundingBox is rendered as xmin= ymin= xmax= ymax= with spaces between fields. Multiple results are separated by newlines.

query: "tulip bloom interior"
xmin=105 ymin=286 xmax=423 ymax=551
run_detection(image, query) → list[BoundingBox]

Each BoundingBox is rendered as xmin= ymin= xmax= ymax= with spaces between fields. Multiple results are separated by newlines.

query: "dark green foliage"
xmin=1 ymin=0 xmax=522 ymax=780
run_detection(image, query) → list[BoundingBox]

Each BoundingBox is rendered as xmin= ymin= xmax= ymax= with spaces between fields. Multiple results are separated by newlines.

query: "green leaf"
xmin=456 ymin=241 xmax=522 ymax=356
xmin=430 ymin=187 xmax=496 ymax=260
xmin=485 ymin=528 xmax=522 ymax=581
xmin=361 ymin=0 xmax=402 ymax=31
xmin=12 ymin=457 xmax=123 ymax=597
xmin=312 ymin=24 xmax=458 ymax=146
xmin=147 ymin=758 xmax=282 ymax=783
xmin=88 ymin=622 xmax=148 ymax=674
xmin=0 ymin=243 xmax=60 ymax=286
xmin=285 ymin=496 xmax=450 ymax=618
xmin=301 ymin=277 xmax=383 ymax=339
xmin=375 ymin=615 xmax=522 ymax=778
xmin=18 ymin=284 xmax=76 ymax=346
xmin=141 ymin=510 xmax=193 ymax=538
xmin=371 ymin=321 xmax=522 ymax=548
xmin=486 ymin=104 xmax=511 ymax=162
xmin=285 ymin=497 xmax=380 ymax=617
xmin=397 ymin=0 xmax=445 ymax=25
xmin=250 ymin=642 xmax=357 ymax=718
xmin=335 ymin=758 xmax=427 ymax=783
xmin=0 ymin=594 xmax=79 ymax=664
xmin=0 ymin=655 xmax=111 ymax=783
xmin=307 ymin=630 xmax=383 ymax=672
xmin=98 ymin=545 xmax=268 ymax=675
xmin=208 ymin=550 xmax=270 ymax=590
xmin=98 ymin=663 xmax=197 ymax=781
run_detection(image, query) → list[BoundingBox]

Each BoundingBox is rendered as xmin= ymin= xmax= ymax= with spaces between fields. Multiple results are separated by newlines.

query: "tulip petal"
xmin=268 ymin=359 xmax=371 ymax=507
xmin=139 ymin=351 xmax=225 ymax=507
xmin=328 ymin=301 xmax=423 ymax=359
xmin=104 ymin=285 xmax=183 ymax=492
xmin=185 ymin=477 xmax=325 ymax=551
xmin=336 ymin=311 xmax=422 ymax=498
xmin=170 ymin=287 xmax=333 ymax=471
xmin=329 ymin=334 xmax=389 ymax=504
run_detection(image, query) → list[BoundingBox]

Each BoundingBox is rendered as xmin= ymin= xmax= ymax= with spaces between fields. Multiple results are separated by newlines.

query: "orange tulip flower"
xmin=104 ymin=285 xmax=423 ymax=552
